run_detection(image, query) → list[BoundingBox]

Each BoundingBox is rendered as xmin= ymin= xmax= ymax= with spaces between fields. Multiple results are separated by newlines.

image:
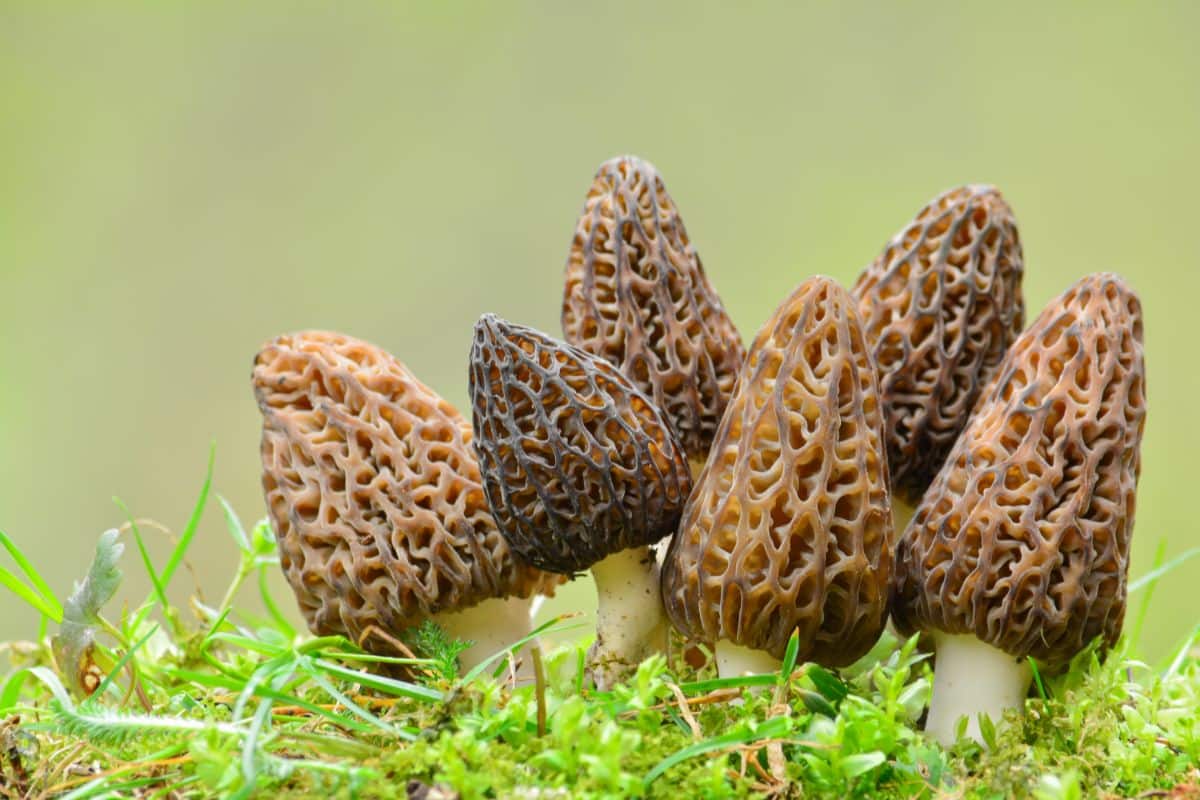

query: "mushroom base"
xmin=433 ymin=594 xmax=538 ymax=678
xmin=926 ymin=633 xmax=1032 ymax=746
xmin=588 ymin=546 xmax=668 ymax=690
xmin=714 ymin=641 xmax=781 ymax=678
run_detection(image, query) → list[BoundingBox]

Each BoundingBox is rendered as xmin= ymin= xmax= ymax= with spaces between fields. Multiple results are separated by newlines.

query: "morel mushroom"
xmin=561 ymin=155 xmax=745 ymax=468
xmin=469 ymin=314 xmax=692 ymax=688
xmin=891 ymin=273 xmax=1146 ymax=745
xmin=851 ymin=185 xmax=1025 ymax=523
xmin=661 ymin=277 xmax=893 ymax=677
xmin=253 ymin=331 xmax=559 ymax=670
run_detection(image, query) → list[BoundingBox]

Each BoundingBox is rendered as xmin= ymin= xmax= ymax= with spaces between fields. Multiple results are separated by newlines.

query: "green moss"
xmin=1 ymin=477 xmax=1198 ymax=798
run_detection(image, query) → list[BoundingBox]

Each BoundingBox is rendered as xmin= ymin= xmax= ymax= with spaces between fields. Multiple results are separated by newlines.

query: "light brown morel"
xmin=470 ymin=313 xmax=692 ymax=688
xmin=660 ymin=276 xmax=893 ymax=677
xmin=253 ymin=331 xmax=558 ymax=669
xmin=562 ymin=155 xmax=745 ymax=465
xmin=851 ymin=185 xmax=1025 ymax=507
xmin=891 ymin=273 xmax=1146 ymax=745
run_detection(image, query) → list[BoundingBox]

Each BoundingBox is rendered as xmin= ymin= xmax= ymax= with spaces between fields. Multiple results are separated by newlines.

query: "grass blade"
xmin=0 ymin=564 xmax=63 ymax=621
xmin=159 ymin=442 xmax=214 ymax=589
xmin=302 ymin=660 xmax=407 ymax=738
xmin=258 ymin=565 xmax=296 ymax=639
xmin=779 ymin=630 xmax=800 ymax=681
xmin=461 ymin=613 xmax=585 ymax=683
xmin=674 ymin=674 xmax=778 ymax=694
xmin=0 ymin=527 xmax=62 ymax=620
xmin=1129 ymin=546 xmax=1200 ymax=593
xmin=93 ymin=624 xmax=159 ymax=701
xmin=0 ymin=670 xmax=29 ymax=713
xmin=1129 ymin=540 xmax=1168 ymax=649
xmin=241 ymin=662 xmax=296 ymax=786
xmin=115 ymin=498 xmax=169 ymax=612
xmin=313 ymin=659 xmax=443 ymax=703
xmin=644 ymin=715 xmax=792 ymax=787
xmin=1028 ymin=657 xmax=1048 ymax=700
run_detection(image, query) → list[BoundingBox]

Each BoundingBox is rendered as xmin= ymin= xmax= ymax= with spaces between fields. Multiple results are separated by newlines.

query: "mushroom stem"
xmin=925 ymin=633 xmax=1032 ymax=746
xmin=713 ymin=641 xmax=781 ymax=678
xmin=433 ymin=594 xmax=537 ymax=676
xmin=588 ymin=546 xmax=668 ymax=689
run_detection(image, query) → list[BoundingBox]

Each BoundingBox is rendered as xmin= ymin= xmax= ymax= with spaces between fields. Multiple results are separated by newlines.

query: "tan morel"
xmin=851 ymin=185 xmax=1025 ymax=525
xmin=891 ymin=273 xmax=1146 ymax=745
xmin=562 ymin=155 xmax=745 ymax=468
xmin=469 ymin=314 xmax=692 ymax=689
xmin=253 ymin=331 xmax=560 ymax=671
xmin=661 ymin=277 xmax=894 ymax=678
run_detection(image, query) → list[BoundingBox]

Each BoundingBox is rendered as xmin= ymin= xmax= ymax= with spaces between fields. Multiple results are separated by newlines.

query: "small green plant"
xmin=0 ymin=453 xmax=1197 ymax=798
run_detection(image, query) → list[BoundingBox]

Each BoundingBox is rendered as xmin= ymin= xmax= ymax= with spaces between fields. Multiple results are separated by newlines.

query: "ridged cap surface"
xmin=852 ymin=185 xmax=1025 ymax=501
xmin=562 ymin=155 xmax=745 ymax=461
xmin=253 ymin=331 xmax=559 ymax=644
xmin=661 ymin=277 xmax=893 ymax=664
xmin=892 ymin=274 xmax=1145 ymax=665
xmin=470 ymin=314 xmax=692 ymax=574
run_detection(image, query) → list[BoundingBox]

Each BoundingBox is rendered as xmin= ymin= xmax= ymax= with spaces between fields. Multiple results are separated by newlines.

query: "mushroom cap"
xmin=252 ymin=331 xmax=559 ymax=644
xmin=469 ymin=313 xmax=692 ymax=574
xmin=891 ymin=273 xmax=1146 ymax=665
xmin=660 ymin=277 xmax=894 ymax=664
xmin=561 ymin=155 xmax=746 ymax=461
xmin=851 ymin=185 xmax=1025 ymax=502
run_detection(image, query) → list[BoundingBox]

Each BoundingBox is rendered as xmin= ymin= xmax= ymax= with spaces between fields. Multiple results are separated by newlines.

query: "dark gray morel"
xmin=851 ymin=185 xmax=1025 ymax=521
xmin=469 ymin=313 xmax=692 ymax=688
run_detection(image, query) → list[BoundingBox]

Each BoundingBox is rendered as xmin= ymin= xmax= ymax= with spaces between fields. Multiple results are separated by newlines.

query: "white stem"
xmin=433 ymin=594 xmax=536 ymax=677
xmin=654 ymin=538 xmax=670 ymax=568
xmin=925 ymin=633 xmax=1032 ymax=746
xmin=714 ymin=641 xmax=781 ymax=678
xmin=587 ymin=546 xmax=668 ymax=690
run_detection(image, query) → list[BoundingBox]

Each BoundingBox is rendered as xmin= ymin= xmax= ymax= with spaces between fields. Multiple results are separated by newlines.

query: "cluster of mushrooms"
xmin=252 ymin=156 xmax=1146 ymax=746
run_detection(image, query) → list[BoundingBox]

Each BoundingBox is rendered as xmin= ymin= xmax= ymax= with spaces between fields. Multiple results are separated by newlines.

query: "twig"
xmin=531 ymin=645 xmax=547 ymax=737
xmin=665 ymin=681 xmax=701 ymax=739
xmin=617 ymin=686 xmax=741 ymax=719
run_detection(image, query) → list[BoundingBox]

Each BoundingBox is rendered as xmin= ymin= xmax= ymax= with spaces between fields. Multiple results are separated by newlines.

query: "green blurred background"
xmin=1 ymin=2 xmax=1196 ymax=659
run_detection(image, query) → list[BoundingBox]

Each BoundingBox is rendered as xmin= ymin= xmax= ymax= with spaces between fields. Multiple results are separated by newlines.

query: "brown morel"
xmin=661 ymin=276 xmax=894 ymax=678
xmin=253 ymin=331 xmax=560 ymax=671
xmin=891 ymin=273 xmax=1146 ymax=744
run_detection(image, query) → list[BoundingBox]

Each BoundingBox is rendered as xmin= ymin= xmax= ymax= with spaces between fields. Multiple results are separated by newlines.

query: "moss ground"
xmin=1 ymin=458 xmax=1197 ymax=799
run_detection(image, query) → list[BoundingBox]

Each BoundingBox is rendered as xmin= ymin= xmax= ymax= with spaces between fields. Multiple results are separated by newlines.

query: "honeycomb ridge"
xmin=852 ymin=185 xmax=1025 ymax=501
xmin=253 ymin=331 xmax=557 ymax=646
xmin=661 ymin=277 xmax=893 ymax=664
xmin=470 ymin=314 xmax=692 ymax=574
xmin=562 ymin=155 xmax=745 ymax=461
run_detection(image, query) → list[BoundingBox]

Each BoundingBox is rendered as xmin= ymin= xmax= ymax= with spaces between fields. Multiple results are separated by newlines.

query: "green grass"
xmin=0 ymin=461 xmax=1197 ymax=799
